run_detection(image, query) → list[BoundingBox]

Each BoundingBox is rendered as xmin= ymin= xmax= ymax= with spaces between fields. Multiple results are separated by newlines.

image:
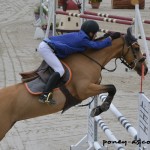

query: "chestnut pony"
xmin=0 ymin=28 xmax=148 ymax=140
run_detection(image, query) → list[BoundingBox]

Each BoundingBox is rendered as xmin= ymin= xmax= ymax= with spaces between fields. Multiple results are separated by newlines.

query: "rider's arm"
xmin=82 ymin=37 xmax=112 ymax=50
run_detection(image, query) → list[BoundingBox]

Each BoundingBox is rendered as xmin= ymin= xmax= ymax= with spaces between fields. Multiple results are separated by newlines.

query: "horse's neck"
xmin=87 ymin=37 xmax=125 ymax=67
xmin=110 ymin=37 xmax=125 ymax=58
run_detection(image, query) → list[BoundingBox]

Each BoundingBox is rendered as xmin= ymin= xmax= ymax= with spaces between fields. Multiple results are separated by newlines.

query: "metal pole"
xmin=40 ymin=0 xmax=44 ymax=26
xmin=81 ymin=0 xmax=85 ymax=24
xmin=53 ymin=0 xmax=57 ymax=36
xmin=134 ymin=5 xmax=138 ymax=38
xmin=135 ymin=4 xmax=150 ymax=72
xmin=45 ymin=0 xmax=52 ymax=38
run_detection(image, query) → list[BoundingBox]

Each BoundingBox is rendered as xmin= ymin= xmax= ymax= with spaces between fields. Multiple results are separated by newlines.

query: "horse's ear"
xmin=127 ymin=27 xmax=132 ymax=37
xmin=126 ymin=27 xmax=137 ymax=45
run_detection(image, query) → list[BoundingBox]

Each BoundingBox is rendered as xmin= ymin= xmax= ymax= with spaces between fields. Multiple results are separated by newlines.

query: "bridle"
xmin=120 ymin=41 xmax=145 ymax=70
xmin=120 ymin=41 xmax=138 ymax=69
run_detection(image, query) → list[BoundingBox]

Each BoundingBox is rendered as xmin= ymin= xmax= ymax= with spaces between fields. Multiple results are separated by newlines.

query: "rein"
xmin=81 ymin=53 xmax=118 ymax=72
xmin=81 ymin=38 xmax=127 ymax=72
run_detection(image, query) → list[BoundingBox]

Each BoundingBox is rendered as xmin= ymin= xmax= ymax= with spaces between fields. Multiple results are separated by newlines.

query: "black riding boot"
xmin=39 ymin=72 xmax=61 ymax=103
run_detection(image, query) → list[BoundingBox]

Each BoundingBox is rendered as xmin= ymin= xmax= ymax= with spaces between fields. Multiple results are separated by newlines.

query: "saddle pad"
xmin=25 ymin=62 xmax=72 ymax=95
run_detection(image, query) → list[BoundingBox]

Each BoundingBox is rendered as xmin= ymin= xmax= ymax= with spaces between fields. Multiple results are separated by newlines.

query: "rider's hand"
xmin=110 ymin=32 xmax=121 ymax=41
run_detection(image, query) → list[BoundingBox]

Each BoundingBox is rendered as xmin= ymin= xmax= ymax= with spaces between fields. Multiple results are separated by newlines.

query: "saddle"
xmin=20 ymin=60 xmax=71 ymax=94
xmin=20 ymin=60 xmax=81 ymax=113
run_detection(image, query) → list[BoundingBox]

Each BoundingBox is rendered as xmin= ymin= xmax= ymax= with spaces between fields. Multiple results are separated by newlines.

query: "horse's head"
xmin=121 ymin=27 xmax=148 ymax=76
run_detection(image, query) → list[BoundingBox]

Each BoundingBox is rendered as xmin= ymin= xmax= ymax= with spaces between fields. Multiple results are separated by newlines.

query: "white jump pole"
xmin=134 ymin=4 xmax=150 ymax=72
xmin=81 ymin=0 xmax=85 ymax=24
xmin=45 ymin=0 xmax=53 ymax=38
xmin=95 ymin=115 xmax=125 ymax=150
xmin=99 ymin=94 xmax=138 ymax=140
xmin=53 ymin=0 xmax=57 ymax=36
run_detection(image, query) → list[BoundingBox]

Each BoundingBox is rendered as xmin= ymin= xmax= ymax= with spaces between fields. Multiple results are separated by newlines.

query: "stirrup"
xmin=45 ymin=92 xmax=56 ymax=105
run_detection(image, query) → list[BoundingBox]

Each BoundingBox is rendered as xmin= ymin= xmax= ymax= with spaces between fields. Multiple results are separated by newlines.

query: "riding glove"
xmin=110 ymin=32 xmax=121 ymax=40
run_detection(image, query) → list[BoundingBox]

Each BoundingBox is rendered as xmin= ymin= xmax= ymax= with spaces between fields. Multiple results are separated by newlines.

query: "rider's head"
xmin=81 ymin=20 xmax=99 ymax=40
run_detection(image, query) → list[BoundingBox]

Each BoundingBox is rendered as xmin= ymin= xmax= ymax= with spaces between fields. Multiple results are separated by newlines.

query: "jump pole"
xmin=94 ymin=115 xmax=125 ymax=150
xmin=55 ymin=10 xmax=133 ymax=25
xmin=45 ymin=0 xmax=53 ymax=38
xmin=134 ymin=4 xmax=150 ymax=72
xmin=55 ymin=10 xmax=150 ymax=41
xmin=83 ymin=11 xmax=150 ymax=25
xmin=99 ymin=94 xmax=137 ymax=140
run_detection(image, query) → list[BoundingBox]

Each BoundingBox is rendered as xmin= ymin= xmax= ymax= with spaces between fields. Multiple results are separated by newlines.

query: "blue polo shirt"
xmin=44 ymin=30 xmax=112 ymax=58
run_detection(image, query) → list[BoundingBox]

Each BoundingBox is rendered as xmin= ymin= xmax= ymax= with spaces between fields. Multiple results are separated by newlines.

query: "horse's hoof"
xmin=90 ymin=106 xmax=103 ymax=117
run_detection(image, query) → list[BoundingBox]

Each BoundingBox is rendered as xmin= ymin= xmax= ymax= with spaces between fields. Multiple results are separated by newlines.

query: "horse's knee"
xmin=107 ymin=84 xmax=116 ymax=96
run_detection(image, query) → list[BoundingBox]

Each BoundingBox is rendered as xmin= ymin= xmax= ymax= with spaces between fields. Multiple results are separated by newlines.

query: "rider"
xmin=38 ymin=20 xmax=121 ymax=103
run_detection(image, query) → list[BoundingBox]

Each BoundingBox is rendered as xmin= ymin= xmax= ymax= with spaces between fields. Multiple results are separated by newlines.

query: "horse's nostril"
xmin=138 ymin=57 xmax=146 ymax=63
xmin=143 ymin=53 xmax=146 ymax=57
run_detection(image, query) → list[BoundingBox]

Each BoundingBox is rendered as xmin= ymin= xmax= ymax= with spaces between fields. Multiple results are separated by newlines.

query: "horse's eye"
xmin=134 ymin=47 xmax=140 ymax=51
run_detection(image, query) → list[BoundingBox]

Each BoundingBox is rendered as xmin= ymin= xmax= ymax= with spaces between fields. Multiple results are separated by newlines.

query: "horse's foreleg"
xmin=0 ymin=102 xmax=16 ymax=141
xmin=85 ymin=83 xmax=116 ymax=117
xmin=0 ymin=119 xmax=15 ymax=141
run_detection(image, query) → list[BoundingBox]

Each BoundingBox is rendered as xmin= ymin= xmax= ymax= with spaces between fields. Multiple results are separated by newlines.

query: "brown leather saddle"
xmin=20 ymin=60 xmax=71 ymax=94
xmin=20 ymin=60 xmax=81 ymax=113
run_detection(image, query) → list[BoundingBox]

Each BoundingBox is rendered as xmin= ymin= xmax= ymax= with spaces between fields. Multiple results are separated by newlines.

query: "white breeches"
xmin=38 ymin=41 xmax=65 ymax=77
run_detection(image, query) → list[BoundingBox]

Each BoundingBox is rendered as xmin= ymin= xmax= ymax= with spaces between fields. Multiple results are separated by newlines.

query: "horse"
xmin=0 ymin=28 xmax=148 ymax=140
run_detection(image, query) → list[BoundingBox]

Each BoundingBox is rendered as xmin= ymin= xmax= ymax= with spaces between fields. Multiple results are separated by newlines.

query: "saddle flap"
xmin=24 ymin=61 xmax=72 ymax=95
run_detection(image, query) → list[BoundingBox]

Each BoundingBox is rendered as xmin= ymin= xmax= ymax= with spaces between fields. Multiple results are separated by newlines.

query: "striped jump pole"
xmin=55 ymin=11 xmax=150 ymax=40
xmin=84 ymin=11 xmax=150 ymax=25
xmin=94 ymin=115 xmax=125 ymax=150
xmin=99 ymin=28 xmax=150 ymax=41
xmin=56 ymin=10 xmax=134 ymax=25
xmin=99 ymin=94 xmax=137 ymax=140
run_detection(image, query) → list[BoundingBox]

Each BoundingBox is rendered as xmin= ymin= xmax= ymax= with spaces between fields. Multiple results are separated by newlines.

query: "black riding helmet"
xmin=81 ymin=20 xmax=99 ymax=39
